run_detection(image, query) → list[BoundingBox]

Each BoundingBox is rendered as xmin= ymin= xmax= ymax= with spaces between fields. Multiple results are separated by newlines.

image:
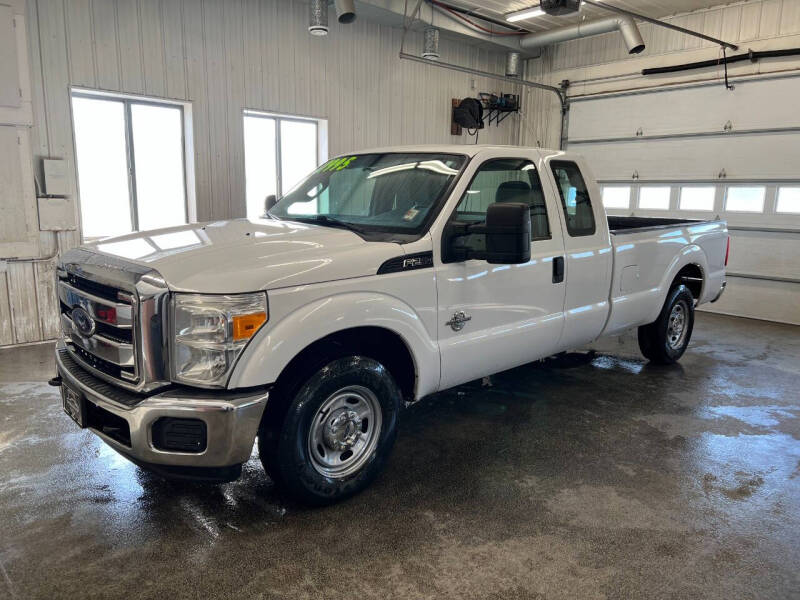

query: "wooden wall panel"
xmin=7 ymin=261 xmax=41 ymax=343
xmin=0 ymin=273 xmax=14 ymax=346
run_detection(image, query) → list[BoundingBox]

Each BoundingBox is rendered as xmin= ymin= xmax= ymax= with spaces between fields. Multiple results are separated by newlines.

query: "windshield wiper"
xmin=294 ymin=215 xmax=366 ymax=235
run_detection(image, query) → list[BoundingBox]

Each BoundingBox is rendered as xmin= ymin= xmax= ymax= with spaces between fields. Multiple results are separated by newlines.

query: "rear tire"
xmin=638 ymin=285 xmax=695 ymax=365
xmin=259 ymin=356 xmax=400 ymax=505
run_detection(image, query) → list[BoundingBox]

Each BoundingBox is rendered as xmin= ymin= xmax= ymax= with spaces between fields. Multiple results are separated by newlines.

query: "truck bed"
xmin=607 ymin=215 xmax=707 ymax=234
xmin=603 ymin=216 xmax=728 ymax=337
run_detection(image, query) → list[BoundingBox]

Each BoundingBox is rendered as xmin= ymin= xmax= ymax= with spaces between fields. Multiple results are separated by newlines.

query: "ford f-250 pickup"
xmin=52 ymin=145 xmax=729 ymax=504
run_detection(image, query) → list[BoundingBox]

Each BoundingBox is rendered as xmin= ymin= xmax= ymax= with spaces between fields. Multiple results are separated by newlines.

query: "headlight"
xmin=171 ymin=292 xmax=268 ymax=387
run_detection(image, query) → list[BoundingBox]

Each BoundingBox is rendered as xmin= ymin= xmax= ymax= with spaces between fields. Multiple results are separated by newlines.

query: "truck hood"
xmin=83 ymin=218 xmax=403 ymax=293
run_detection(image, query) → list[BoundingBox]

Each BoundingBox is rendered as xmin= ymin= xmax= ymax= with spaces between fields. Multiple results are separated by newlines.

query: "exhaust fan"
xmin=541 ymin=0 xmax=581 ymax=16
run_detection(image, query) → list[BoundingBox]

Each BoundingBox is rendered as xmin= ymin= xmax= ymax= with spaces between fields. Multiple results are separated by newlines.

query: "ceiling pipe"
xmin=334 ymin=0 xmax=356 ymax=23
xmin=520 ymin=15 xmax=645 ymax=55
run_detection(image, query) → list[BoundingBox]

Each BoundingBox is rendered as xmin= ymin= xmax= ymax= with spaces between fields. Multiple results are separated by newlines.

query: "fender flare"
xmin=228 ymin=291 xmax=440 ymax=398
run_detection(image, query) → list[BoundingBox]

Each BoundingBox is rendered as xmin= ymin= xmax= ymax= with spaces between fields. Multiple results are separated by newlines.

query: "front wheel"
xmin=260 ymin=356 xmax=400 ymax=505
xmin=638 ymin=285 xmax=695 ymax=364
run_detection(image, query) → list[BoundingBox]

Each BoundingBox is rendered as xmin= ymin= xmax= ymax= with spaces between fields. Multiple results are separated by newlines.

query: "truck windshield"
xmin=268 ymin=153 xmax=466 ymax=233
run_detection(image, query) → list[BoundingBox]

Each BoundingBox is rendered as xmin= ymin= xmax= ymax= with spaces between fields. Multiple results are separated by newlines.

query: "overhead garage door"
xmin=565 ymin=74 xmax=800 ymax=325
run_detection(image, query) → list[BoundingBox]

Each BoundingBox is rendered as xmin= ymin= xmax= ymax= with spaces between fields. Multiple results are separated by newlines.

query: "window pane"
xmin=725 ymin=186 xmax=765 ymax=213
xmin=280 ymin=120 xmax=318 ymax=215
xmin=551 ymin=161 xmax=596 ymax=237
xmin=131 ymin=104 xmax=187 ymax=231
xmin=455 ymin=158 xmax=550 ymax=241
xmin=601 ymin=186 xmax=630 ymax=209
xmin=71 ymin=96 xmax=132 ymax=239
xmin=243 ymin=115 xmax=277 ymax=219
xmin=680 ymin=186 xmax=716 ymax=211
xmin=639 ymin=186 xmax=670 ymax=210
xmin=776 ymin=187 xmax=800 ymax=214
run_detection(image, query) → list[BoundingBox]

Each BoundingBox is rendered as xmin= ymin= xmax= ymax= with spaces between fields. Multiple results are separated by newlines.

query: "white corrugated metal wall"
xmin=521 ymin=0 xmax=800 ymax=325
xmin=0 ymin=0 xmax=524 ymax=347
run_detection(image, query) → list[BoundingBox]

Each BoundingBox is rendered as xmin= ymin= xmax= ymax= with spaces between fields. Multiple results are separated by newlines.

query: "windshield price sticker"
xmin=319 ymin=156 xmax=357 ymax=172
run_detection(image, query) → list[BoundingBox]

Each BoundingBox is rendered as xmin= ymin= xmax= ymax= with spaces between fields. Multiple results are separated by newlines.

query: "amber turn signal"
xmin=232 ymin=312 xmax=267 ymax=341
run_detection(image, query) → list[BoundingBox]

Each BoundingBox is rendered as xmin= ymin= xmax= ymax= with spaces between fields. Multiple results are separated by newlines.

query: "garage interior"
xmin=1 ymin=0 xmax=799 ymax=598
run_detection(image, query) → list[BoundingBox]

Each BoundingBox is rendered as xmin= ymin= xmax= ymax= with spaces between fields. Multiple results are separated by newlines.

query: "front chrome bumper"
xmin=55 ymin=342 xmax=268 ymax=469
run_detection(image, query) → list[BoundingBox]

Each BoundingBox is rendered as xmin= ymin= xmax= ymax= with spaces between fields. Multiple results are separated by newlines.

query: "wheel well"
xmin=260 ymin=327 xmax=417 ymax=433
xmin=672 ymin=263 xmax=703 ymax=299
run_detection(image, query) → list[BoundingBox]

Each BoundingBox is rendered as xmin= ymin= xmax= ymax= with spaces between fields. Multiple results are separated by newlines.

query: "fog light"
xmin=152 ymin=418 xmax=207 ymax=453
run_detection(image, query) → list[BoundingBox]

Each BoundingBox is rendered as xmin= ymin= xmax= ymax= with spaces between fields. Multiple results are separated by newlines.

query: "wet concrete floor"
xmin=1 ymin=313 xmax=799 ymax=599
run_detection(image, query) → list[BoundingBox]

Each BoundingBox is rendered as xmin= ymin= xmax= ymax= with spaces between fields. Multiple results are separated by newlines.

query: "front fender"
xmin=228 ymin=291 xmax=440 ymax=398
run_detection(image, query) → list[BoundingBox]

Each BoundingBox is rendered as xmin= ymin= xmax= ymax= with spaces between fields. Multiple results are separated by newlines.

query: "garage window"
xmin=725 ymin=186 xmax=765 ymax=213
xmin=679 ymin=186 xmax=715 ymax=211
xmin=244 ymin=111 xmax=326 ymax=219
xmin=638 ymin=186 xmax=671 ymax=210
xmin=776 ymin=187 xmax=800 ymax=214
xmin=71 ymin=91 xmax=189 ymax=240
xmin=601 ymin=186 xmax=630 ymax=209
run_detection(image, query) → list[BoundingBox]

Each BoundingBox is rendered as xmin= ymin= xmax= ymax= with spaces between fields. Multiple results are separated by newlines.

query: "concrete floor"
xmin=1 ymin=313 xmax=799 ymax=599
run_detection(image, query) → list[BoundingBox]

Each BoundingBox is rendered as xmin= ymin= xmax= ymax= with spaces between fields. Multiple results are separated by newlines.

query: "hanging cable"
xmin=722 ymin=46 xmax=734 ymax=91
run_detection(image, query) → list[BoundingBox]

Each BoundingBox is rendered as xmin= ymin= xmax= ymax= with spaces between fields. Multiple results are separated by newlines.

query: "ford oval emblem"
xmin=71 ymin=306 xmax=96 ymax=338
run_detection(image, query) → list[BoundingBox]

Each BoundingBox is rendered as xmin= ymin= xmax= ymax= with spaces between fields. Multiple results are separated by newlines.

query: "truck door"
xmin=435 ymin=152 xmax=567 ymax=390
xmin=543 ymin=158 xmax=613 ymax=349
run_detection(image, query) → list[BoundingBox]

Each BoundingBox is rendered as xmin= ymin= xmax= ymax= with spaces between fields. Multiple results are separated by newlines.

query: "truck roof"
xmin=342 ymin=144 xmax=565 ymax=159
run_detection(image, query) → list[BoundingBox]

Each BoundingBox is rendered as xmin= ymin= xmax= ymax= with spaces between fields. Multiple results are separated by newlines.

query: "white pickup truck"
xmin=53 ymin=145 xmax=728 ymax=504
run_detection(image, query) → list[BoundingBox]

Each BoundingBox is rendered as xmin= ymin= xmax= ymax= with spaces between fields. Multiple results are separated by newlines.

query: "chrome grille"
xmin=59 ymin=275 xmax=139 ymax=383
xmin=57 ymin=247 xmax=171 ymax=393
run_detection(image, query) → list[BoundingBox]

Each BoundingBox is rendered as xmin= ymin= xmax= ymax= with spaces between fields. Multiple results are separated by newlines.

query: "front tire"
xmin=638 ymin=285 xmax=695 ymax=364
xmin=260 ymin=356 xmax=401 ymax=505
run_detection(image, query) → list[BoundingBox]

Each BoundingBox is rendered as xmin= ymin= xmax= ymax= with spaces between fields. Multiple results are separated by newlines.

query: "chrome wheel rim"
xmin=308 ymin=385 xmax=382 ymax=479
xmin=667 ymin=300 xmax=689 ymax=349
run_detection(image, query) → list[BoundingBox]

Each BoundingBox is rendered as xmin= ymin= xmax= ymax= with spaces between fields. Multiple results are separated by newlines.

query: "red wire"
xmin=429 ymin=0 xmax=527 ymax=36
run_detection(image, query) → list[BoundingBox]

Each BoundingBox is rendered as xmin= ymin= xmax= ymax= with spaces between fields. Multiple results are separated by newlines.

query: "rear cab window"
xmin=550 ymin=161 xmax=596 ymax=237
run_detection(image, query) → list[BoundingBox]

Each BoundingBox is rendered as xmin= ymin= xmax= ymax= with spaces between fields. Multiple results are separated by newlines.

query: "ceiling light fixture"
xmin=505 ymin=5 xmax=545 ymax=22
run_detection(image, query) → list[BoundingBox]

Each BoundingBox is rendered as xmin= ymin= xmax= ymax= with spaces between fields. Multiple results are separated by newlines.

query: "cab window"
xmin=551 ymin=161 xmax=596 ymax=237
xmin=454 ymin=158 xmax=551 ymax=241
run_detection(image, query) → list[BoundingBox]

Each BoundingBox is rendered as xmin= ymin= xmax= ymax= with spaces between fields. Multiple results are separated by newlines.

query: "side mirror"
xmin=264 ymin=194 xmax=278 ymax=213
xmin=448 ymin=202 xmax=531 ymax=264
xmin=482 ymin=202 xmax=531 ymax=264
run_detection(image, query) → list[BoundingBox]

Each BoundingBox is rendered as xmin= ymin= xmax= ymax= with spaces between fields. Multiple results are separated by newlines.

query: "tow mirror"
xmin=264 ymin=194 xmax=278 ymax=213
xmin=448 ymin=202 xmax=531 ymax=264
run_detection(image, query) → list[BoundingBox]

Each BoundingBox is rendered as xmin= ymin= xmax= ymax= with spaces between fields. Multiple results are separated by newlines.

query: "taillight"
xmin=724 ymin=236 xmax=730 ymax=267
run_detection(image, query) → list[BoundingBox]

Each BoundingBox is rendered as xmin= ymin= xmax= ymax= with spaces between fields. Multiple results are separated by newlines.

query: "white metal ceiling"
xmin=442 ymin=1 xmax=733 ymax=31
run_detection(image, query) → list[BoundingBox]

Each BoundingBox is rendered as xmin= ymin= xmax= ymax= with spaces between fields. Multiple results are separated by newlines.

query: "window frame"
xmin=70 ymin=88 xmax=192 ymax=240
xmin=243 ymin=109 xmax=328 ymax=218
xmin=550 ymin=160 xmax=597 ymax=237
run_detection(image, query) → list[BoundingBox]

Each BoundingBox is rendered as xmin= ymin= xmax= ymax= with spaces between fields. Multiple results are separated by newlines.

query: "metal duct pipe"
xmin=423 ymin=27 xmax=440 ymax=59
xmin=334 ymin=0 xmax=356 ymax=24
xmin=506 ymin=51 xmax=521 ymax=77
xmin=520 ymin=15 xmax=645 ymax=54
xmin=308 ymin=0 xmax=328 ymax=36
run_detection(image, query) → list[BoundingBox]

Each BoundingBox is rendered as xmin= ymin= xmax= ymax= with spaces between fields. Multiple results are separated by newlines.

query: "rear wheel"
xmin=638 ymin=285 xmax=695 ymax=364
xmin=259 ymin=356 xmax=400 ymax=505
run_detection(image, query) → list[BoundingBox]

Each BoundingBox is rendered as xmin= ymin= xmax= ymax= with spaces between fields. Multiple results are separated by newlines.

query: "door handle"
xmin=552 ymin=256 xmax=565 ymax=284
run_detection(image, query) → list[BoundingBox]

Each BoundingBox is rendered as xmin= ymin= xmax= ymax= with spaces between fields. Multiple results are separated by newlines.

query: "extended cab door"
xmin=435 ymin=150 xmax=567 ymax=390
xmin=542 ymin=156 xmax=613 ymax=349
